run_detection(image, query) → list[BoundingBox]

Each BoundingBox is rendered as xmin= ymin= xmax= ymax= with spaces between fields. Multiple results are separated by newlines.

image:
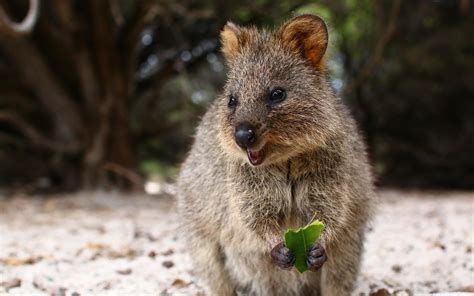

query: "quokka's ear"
xmin=220 ymin=21 xmax=249 ymax=63
xmin=277 ymin=14 xmax=328 ymax=68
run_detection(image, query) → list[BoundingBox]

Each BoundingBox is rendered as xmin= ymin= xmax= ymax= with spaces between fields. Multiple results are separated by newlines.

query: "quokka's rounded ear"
xmin=220 ymin=21 xmax=249 ymax=63
xmin=277 ymin=14 xmax=328 ymax=68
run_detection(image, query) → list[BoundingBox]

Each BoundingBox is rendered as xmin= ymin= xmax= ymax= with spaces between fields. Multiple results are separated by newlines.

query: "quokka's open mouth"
xmin=247 ymin=148 xmax=265 ymax=165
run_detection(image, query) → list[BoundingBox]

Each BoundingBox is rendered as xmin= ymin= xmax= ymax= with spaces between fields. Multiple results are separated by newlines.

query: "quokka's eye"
xmin=269 ymin=88 xmax=286 ymax=104
xmin=228 ymin=95 xmax=238 ymax=109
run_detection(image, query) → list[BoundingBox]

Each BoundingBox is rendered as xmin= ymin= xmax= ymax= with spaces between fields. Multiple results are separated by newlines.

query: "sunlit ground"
xmin=0 ymin=189 xmax=472 ymax=295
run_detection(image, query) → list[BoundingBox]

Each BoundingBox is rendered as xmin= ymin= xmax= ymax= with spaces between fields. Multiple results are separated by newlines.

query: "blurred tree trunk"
xmin=0 ymin=0 xmax=153 ymax=190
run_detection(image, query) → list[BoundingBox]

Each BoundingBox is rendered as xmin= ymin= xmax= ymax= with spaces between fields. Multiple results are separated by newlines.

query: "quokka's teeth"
xmin=247 ymin=149 xmax=265 ymax=165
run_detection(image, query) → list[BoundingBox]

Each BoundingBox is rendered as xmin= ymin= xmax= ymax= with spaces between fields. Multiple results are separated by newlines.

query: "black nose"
xmin=234 ymin=124 xmax=257 ymax=149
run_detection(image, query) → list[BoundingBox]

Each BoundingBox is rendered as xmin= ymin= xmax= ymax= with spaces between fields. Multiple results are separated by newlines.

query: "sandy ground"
xmin=0 ymin=189 xmax=473 ymax=296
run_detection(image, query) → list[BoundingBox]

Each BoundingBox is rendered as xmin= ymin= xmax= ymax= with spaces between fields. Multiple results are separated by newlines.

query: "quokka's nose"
xmin=234 ymin=124 xmax=257 ymax=149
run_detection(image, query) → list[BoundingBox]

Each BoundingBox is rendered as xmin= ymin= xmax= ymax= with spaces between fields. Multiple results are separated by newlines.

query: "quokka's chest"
xmin=232 ymin=171 xmax=316 ymax=230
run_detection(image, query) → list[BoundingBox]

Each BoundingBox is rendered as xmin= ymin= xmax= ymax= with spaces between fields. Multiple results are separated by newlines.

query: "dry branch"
xmin=0 ymin=111 xmax=80 ymax=152
xmin=344 ymin=0 xmax=402 ymax=95
xmin=0 ymin=0 xmax=39 ymax=35
xmin=0 ymin=35 xmax=84 ymax=141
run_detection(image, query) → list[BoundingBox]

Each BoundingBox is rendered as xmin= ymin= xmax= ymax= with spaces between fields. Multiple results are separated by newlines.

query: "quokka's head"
xmin=216 ymin=15 xmax=341 ymax=167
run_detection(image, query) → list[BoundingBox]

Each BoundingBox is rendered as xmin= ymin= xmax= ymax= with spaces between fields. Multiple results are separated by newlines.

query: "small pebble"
xmin=0 ymin=278 xmax=21 ymax=291
xmin=369 ymin=288 xmax=390 ymax=296
xmin=116 ymin=268 xmax=132 ymax=275
xmin=162 ymin=249 xmax=174 ymax=256
xmin=392 ymin=264 xmax=402 ymax=273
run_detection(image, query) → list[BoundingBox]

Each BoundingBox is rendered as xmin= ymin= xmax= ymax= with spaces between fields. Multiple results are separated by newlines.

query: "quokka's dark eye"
xmin=269 ymin=88 xmax=286 ymax=104
xmin=228 ymin=95 xmax=238 ymax=109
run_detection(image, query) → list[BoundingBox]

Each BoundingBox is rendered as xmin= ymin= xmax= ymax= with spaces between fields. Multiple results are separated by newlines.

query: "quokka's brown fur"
xmin=177 ymin=14 xmax=374 ymax=296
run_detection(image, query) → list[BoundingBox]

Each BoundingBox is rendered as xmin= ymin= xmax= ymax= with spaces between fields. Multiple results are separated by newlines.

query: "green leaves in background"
xmin=284 ymin=220 xmax=325 ymax=273
xmin=140 ymin=159 xmax=177 ymax=182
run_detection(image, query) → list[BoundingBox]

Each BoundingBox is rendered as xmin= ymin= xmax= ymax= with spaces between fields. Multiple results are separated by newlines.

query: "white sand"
xmin=0 ymin=189 xmax=472 ymax=295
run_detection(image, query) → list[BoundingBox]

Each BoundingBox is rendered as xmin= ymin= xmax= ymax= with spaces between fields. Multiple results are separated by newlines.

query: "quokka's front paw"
xmin=306 ymin=242 xmax=327 ymax=272
xmin=271 ymin=242 xmax=295 ymax=270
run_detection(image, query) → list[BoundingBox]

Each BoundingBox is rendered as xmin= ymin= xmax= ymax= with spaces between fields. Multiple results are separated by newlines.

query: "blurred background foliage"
xmin=0 ymin=0 xmax=472 ymax=193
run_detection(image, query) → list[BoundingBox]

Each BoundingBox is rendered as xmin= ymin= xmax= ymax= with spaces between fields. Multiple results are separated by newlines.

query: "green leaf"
xmin=284 ymin=220 xmax=325 ymax=273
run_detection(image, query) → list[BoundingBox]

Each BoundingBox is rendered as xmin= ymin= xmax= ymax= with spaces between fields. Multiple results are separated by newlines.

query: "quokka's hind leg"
xmin=320 ymin=232 xmax=364 ymax=296
xmin=188 ymin=235 xmax=236 ymax=296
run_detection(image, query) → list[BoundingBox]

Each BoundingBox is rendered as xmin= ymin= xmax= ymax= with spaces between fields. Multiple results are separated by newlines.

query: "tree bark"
xmin=0 ymin=0 xmax=141 ymax=190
